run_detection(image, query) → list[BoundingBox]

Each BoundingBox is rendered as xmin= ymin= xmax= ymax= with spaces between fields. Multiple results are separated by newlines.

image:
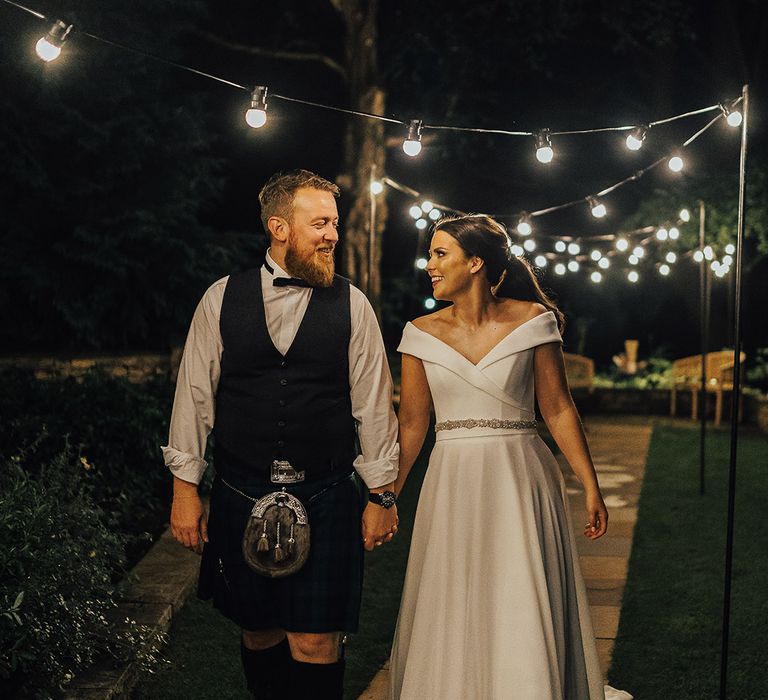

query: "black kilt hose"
xmin=199 ymin=469 xmax=366 ymax=632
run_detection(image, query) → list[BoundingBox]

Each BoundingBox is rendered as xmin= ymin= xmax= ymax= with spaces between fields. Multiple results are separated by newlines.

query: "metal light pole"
xmin=698 ymin=200 xmax=709 ymax=496
xmin=719 ymin=83 xmax=749 ymax=700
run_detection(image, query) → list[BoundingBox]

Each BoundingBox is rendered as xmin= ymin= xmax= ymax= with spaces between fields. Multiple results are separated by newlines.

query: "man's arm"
xmin=163 ymin=277 xmax=227 ymax=553
xmin=348 ymin=286 xmax=400 ymax=551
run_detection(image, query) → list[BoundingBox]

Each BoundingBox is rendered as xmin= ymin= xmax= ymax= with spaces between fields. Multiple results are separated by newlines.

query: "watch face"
xmin=372 ymin=490 xmax=397 ymax=508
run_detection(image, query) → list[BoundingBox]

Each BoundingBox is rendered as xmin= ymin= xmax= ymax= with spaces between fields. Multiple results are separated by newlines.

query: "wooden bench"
xmin=670 ymin=351 xmax=745 ymax=426
xmin=564 ymin=352 xmax=595 ymax=392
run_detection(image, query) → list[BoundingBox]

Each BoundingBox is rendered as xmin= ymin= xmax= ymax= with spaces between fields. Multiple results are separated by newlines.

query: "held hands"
xmin=170 ymin=493 xmax=209 ymax=554
xmin=583 ymin=490 xmax=608 ymax=540
xmin=361 ymin=502 xmax=399 ymax=552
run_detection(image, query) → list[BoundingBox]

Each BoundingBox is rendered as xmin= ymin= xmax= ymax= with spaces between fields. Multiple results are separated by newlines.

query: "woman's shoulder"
xmin=409 ymin=307 xmax=452 ymax=333
xmin=498 ymin=298 xmax=550 ymax=323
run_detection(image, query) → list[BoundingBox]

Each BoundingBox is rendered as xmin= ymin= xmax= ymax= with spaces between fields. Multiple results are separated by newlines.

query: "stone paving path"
xmin=358 ymin=416 xmax=652 ymax=699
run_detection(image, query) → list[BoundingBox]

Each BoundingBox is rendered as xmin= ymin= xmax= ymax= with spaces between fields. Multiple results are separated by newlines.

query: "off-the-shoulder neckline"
xmin=405 ymin=311 xmax=555 ymax=367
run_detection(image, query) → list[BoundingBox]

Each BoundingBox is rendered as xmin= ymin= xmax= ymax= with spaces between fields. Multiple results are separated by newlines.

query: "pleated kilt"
xmin=198 ymin=469 xmax=366 ymax=633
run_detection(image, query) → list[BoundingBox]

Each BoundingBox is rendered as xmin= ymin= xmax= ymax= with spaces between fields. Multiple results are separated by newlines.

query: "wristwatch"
xmin=368 ymin=490 xmax=397 ymax=509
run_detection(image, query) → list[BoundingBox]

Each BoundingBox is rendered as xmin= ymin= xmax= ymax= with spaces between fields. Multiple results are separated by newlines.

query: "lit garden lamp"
xmin=245 ymin=86 xmax=268 ymax=128
xmin=35 ymin=20 xmax=73 ymax=62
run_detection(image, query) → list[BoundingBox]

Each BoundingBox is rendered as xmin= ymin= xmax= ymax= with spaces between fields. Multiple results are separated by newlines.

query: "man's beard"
xmin=284 ymin=233 xmax=335 ymax=287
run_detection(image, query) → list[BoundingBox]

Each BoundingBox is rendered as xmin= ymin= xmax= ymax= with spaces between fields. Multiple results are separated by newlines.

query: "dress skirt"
xmin=389 ymin=432 xmax=605 ymax=699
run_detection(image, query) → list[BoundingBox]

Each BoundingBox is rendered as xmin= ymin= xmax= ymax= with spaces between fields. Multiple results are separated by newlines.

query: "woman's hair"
xmin=434 ymin=214 xmax=565 ymax=332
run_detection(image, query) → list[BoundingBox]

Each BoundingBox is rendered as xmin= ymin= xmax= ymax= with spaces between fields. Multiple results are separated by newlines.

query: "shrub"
xmin=0 ymin=449 xmax=127 ymax=697
xmin=0 ymin=369 xmax=174 ymax=562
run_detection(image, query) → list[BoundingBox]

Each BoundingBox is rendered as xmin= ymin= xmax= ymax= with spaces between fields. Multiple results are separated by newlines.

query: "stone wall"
xmin=0 ymin=347 xmax=184 ymax=383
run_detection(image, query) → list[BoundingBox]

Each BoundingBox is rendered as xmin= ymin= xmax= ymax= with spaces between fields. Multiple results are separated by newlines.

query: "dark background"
xmin=0 ymin=0 xmax=765 ymax=370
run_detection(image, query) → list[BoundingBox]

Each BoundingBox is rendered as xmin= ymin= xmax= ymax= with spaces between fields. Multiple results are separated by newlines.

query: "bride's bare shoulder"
xmin=498 ymin=298 xmax=549 ymax=323
xmin=410 ymin=307 xmax=452 ymax=333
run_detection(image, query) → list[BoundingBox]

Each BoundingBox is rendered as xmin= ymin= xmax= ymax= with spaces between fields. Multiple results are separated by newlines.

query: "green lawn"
xmin=608 ymin=425 xmax=768 ymax=699
xmin=132 ymin=432 xmax=433 ymax=700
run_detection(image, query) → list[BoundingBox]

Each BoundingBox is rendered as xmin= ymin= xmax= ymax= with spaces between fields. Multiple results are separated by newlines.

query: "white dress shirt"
xmin=162 ymin=250 xmax=399 ymax=489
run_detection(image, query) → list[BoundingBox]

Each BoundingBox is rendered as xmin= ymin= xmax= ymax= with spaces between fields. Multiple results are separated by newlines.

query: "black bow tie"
xmin=264 ymin=259 xmax=311 ymax=288
xmin=273 ymin=276 xmax=311 ymax=288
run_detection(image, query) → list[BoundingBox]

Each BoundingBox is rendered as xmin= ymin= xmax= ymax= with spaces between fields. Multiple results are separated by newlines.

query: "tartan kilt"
xmin=198 ymin=469 xmax=366 ymax=633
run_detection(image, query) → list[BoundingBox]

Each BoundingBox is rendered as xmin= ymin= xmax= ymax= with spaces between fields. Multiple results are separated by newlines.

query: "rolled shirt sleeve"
xmin=161 ymin=277 xmax=227 ymax=485
xmin=348 ymin=286 xmax=400 ymax=489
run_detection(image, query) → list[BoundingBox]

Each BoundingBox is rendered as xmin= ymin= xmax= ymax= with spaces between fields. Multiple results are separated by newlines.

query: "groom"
xmin=163 ymin=169 xmax=400 ymax=699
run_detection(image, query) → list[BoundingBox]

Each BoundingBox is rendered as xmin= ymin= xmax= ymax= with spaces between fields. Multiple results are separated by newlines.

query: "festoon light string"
xmin=4 ymin=0 xmax=743 ymax=294
xmin=3 ymin=0 xmax=744 ymax=161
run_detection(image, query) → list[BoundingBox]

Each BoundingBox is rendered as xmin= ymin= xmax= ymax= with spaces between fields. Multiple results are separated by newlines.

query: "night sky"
xmin=1 ymin=1 xmax=765 ymax=367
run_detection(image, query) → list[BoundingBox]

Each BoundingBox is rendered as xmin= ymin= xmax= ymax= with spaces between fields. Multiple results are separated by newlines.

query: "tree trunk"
xmin=335 ymin=0 xmax=387 ymax=311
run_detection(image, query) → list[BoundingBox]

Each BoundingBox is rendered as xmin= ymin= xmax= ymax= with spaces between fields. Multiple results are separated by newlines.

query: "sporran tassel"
xmin=257 ymin=518 xmax=270 ymax=553
xmin=273 ymin=521 xmax=285 ymax=562
xmin=287 ymin=523 xmax=295 ymax=557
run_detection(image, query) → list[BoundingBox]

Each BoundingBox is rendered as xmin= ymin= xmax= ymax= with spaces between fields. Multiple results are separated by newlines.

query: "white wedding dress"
xmin=389 ymin=312 xmax=631 ymax=700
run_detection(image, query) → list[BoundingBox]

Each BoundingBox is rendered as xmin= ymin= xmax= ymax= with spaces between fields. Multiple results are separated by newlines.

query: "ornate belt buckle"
xmin=271 ymin=459 xmax=305 ymax=484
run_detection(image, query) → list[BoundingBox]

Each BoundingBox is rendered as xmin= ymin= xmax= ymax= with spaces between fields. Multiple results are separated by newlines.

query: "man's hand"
xmin=171 ymin=493 xmax=209 ymax=554
xmin=361 ymin=502 xmax=398 ymax=552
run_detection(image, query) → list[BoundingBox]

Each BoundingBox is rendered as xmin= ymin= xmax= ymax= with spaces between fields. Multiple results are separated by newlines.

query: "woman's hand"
xmin=583 ymin=490 xmax=608 ymax=540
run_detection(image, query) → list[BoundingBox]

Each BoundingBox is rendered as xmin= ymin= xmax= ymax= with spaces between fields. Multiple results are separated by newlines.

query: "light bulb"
xmin=511 ymin=244 xmax=524 ymax=256
xmin=668 ymin=155 xmax=684 ymax=172
xmin=535 ymin=129 xmax=554 ymax=164
xmin=666 ymin=252 xmax=677 ymax=264
xmin=555 ymin=241 xmax=567 ymax=253
xmin=421 ymin=200 xmax=434 ymax=212
xmin=424 ymin=298 xmax=436 ymax=310
xmin=245 ymin=109 xmax=267 ymax=128
xmin=679 ymin=208 xmax=691 ymax=222
xmin=428 ymin=208 xmax=441 ymax=221
xmin=633 ymin=246 xmax=645 ymax=258
xmin=704 ymin=245 xmax=714 ymax=260
xmin=409 ymin=205 xmax=422 ymax=219
xmin=403 ymin=120 xmax=423 ymax=157
xmin=568 ymin=260 xmax=579 ymax=272
xmin=415 ymin=218 xmax=428 ymax=230
xmin=720 ymin=102 xmax=743 ymax=128
xmin=567 ymin=243 xmax=580 ymax=255
xmin=534 ymin=255 xmax=547 ymax=267
xmin=590 ymin=249 xmax=602 ymax=261
xmin=625 ymin=126 xmax=647 ymax=151
xmin=370 ymin=180 xmax=384 ymax=195
xmin=628 ymin=270 xmax=639 ymax=283
xmin=517 ymin=215 xmax=533 ymax=236
xmin=629 ymin=255 xmax=639 ymax=265
xmin=35 ymin=20 xmax=73 ymax=62
xmin=416 ymin=258 xmax=428 ymax=269
xmin=245 ymin=86 xmax=269 ymax=128
xmin=555 ymin=263 xmax=566 ymax=275
xmin=725 ymin=243 xmax=735 ymax=255
xmin=693 ymin=250 xmax=704 ymax=262
xmin=587 ymin=196 xmax=606 ymax=218
xmin=656 ymin=228 xmax=668 ymax=241
xmin=590 ymin=271 xmax=602 ymax=283
xmin=668 ymin=227 xmax=680 ymax=240
xmin=659 ymin=264 xmax=671 ymax=276
xmin=523 ymin=239 xmax=536 ymax=252
xmin=598 ymin=257 xmax=610 ymax=269
xmin=615 ymin=238 xmax=629 ymax=252
xmin=711 ymin=260 xmax=721 ymax=272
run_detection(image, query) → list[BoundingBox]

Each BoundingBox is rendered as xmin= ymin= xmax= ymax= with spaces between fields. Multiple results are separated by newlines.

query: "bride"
xmin=389 ymin=214 xmax=631 ymax=699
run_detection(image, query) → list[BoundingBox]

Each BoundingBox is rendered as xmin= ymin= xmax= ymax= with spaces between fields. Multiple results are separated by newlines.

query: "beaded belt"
xmin=435 ymin=418 xmax=537 ymax=432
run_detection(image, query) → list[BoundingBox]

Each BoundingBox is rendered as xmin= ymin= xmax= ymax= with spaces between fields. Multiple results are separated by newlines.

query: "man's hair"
xmin=258 ymin=169 xmax=340 ymax=234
